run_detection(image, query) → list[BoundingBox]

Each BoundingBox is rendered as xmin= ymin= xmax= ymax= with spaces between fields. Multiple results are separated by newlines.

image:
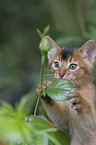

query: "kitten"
xmin=37 ymin=36 xmax=96 ymax=145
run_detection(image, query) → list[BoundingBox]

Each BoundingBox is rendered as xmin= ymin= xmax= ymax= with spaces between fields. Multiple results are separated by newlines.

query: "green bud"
xmin=39 ymin=37 xmax=51 ymax=54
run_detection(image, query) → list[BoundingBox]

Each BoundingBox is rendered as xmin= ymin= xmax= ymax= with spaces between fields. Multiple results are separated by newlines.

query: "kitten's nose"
xmin=59 ymin=72 xmax=65 ymax=79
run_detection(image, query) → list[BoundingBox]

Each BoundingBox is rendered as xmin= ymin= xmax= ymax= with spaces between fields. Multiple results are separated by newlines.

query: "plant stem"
xmin=75 ymin=0 xmax=86 ymax=34
xmin=34 ymin=54 xmax=45 ymax=116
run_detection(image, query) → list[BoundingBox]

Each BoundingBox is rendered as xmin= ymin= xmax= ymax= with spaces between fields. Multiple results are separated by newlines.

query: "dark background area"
xmin=0 ymin=0 xmax=96 ymax=112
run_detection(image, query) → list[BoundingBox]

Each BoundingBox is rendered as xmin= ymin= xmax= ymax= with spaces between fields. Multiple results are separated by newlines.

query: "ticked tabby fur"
xmin=37 ymin=36 xmax=96 ymax=145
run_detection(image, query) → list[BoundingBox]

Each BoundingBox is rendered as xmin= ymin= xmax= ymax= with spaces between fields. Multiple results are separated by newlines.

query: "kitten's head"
xmin=46 ymin=36 xmax=96 ymax=87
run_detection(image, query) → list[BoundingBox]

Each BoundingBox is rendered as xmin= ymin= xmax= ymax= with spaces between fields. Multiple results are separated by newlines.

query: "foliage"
xmin=0 ymin=94 xmax=71 ymax=145
xmin=37 ymin=25 xmax=50 ymax=39
xmin=0 ymin=97 xmax=60 ymax=145
xmin=43 ymin=79 xmax=74 ymax=101
xmin=0 ymin=95 xmax=71 ymax=145
xmin=92 ymin=58 xmax=96 ymax=85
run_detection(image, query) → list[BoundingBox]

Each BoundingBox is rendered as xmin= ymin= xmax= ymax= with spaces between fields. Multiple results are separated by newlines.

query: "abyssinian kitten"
xmin=37 ymin=36 xmax=96 ymax=145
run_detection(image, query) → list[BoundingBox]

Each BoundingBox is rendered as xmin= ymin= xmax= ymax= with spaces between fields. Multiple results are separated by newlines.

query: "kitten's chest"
xmin=65 ymin=101 xmax=82 ymax=133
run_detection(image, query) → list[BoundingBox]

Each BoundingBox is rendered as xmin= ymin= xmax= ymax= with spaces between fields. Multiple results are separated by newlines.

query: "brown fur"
xmin=37 ymin=37 xmax=96 ymax=145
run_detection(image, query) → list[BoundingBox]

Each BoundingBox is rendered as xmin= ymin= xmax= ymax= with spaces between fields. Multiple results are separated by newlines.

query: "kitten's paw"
xmin=69 ymin=89 xmax=81 ymax=110
xmin=36 ymin=80 xmax=52 ymax=104
xmin=36 ymin=80 xmax=51 ymax=95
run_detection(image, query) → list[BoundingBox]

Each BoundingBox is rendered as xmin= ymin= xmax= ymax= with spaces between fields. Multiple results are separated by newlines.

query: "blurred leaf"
xmin=37 ymin=28 xmax=42 ymax=38
xmin=84 ymin=25 xmax=96 ymax=42
xmin=43 ymin=25 xmax=50 ymax=37
xmin=39 ymin=106 xmax=51 ymax=121
xmin=37 ymin=25 xmax=50 ymax=39
xmin=0 ymin=98 xmax=61 ymax=145
xmin=43 ymin=79 xmax=74 ymax=101
xmin=24 ymin=117 xmax=60 ymax=145
xmin=29 ymin=116 xmax=51 ymax=129
xmin=54 ymin=129 xmax=70 ymax=145
xmin=56 ymin=35 xmax=84 ymax=47
xmin=92 ymin=57 xmax=96 ymax=85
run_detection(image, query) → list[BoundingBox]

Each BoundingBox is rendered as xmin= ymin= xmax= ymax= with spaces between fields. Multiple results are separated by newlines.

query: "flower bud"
xmin=39 ymin=37 xmax=50 ymax=54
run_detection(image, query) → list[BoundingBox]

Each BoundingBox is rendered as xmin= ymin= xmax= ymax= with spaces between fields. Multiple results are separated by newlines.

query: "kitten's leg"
xmin=71 ymin=140 xmax=82 ymax=145
xmin=36 ymin=80 xmax=52 ymax=103
xmin=69 ymin=88 xmax=94 ymax=114
xmin=69 ymin=88 xmax=96 ymax=134
xmin=37 ymin=80 xmax=69 ymax=131
xmin=69 ymin=89 xmax=81 ymax=111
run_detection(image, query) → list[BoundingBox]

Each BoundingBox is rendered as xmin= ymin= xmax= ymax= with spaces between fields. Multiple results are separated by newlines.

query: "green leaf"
xmin=30 ymin=116 xmax=51 ymax=130
xmin=44 ymin=79 xmax=74 ymax=101
xmin=0 ymin=100 xmax=61 ymax=145
xmin=37 ymin=28 xmax=43 ymax=38
xmin=37 ymin=25 xmax=50 ymax=39
xmin=92 ymin=57 xmax=96 ymax=84
xmin=29 ymin=117 xmax=60 ymax=145
xmin=54 ymin=129 xmax=70 ymax=145
xmin=42 ymin=25 xmax=50 ymax=37
xmin=39 ymin=106 xmax=51 ymax=121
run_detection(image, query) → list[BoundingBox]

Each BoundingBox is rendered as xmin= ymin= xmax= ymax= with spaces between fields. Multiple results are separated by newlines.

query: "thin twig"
xmin=75 ymin=0 xmax=86 ymax=34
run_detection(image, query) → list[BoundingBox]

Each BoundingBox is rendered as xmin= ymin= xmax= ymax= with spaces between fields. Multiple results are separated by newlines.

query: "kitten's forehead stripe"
xmin=70 ymin=58 xmax=72 ymax=62
xmin=60 ymin=47 xmax=76 ymax=60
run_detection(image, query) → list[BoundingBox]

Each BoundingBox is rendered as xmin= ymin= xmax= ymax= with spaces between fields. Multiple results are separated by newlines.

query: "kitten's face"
xmin=51 ymin=52 xmax=79 ymax=80
xmin=49 ymin=49 xmax=89 ymax=87
xmin=46 ymin=36 xmax=96 ymax=87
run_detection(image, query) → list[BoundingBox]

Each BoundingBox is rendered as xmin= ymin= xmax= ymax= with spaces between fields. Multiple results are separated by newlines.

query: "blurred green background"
xmin=0 ymin=0 xmax=96 ymax=111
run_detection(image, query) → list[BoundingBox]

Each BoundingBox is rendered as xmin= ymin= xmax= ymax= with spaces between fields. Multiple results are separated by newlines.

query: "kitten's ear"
xmin=79 ymin=40 xmax=96 ymax=64
xmin=45 ymin=36 xmax=61 ymax=61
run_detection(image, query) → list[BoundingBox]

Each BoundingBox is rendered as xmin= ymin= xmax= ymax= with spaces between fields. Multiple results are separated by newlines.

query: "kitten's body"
xmin=37 ymin=37 xmax=96 ymax=145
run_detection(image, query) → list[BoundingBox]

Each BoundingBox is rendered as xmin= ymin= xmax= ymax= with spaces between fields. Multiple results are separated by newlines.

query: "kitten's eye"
xmin=69 ymin=64 xmax=77 ymax=70
xmin=54 ymin=61 xmax=59 ymax=68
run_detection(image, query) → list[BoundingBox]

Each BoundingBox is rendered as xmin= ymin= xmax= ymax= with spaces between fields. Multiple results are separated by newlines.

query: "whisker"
xmin=71 ymin=79 xmax=82 ymax=87
xmin=80 ymin=78 xmax=88 ymax=85
xmin=70 ymin=80 xmax=75 ymax=87
xmin=76 ymin=80 xmax=83 ymax=87
xmin=70 ymin=74 xmax=89 ymax=87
